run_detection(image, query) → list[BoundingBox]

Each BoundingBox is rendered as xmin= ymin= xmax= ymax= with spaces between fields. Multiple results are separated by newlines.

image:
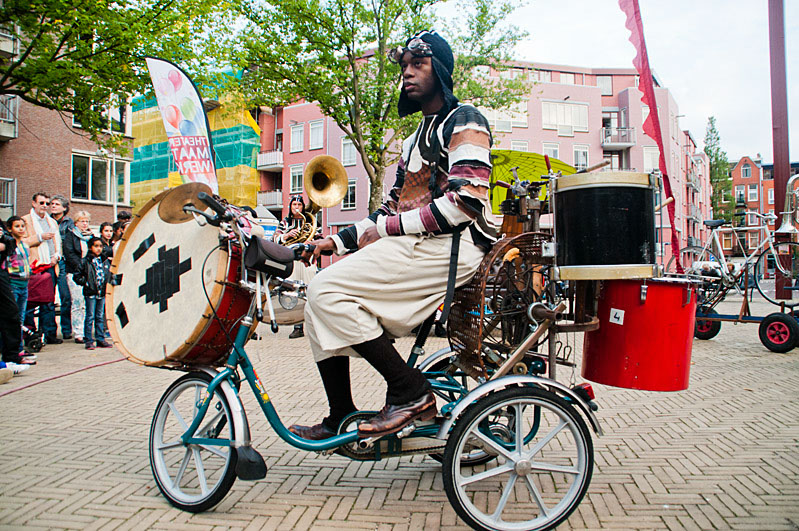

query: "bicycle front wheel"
xmin=666 ymin=246 xmax=723 ymax=303
xmin=149 ymin=372 xmax=237 ymax=512
xmin=754 ymin=242 xmax=799 ymax=308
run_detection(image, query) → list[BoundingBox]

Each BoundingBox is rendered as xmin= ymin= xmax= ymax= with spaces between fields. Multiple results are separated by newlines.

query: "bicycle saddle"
xmin=244 ymin=236 xmax=295 ymax=277
xmin=703 ymin=219 xmax=728 ymax=228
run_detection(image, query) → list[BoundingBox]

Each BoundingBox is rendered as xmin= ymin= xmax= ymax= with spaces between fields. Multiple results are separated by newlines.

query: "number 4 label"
xmin=609 ymin=308 xmax=625 ymax=325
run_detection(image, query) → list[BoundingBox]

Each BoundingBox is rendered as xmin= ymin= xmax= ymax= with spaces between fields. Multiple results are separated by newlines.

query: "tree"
xmin=0 ymin=0 xmax=223 ymax=148
xmin=704 ymin=116 xmax=730 ymax=222
xmin=224 ymin=0 xmax=529 ymax=211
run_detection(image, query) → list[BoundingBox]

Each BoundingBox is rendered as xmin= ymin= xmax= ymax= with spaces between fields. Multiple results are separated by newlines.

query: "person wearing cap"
xmin=273 ymin=195 xmax=317 ymax=339
xmin=292 ymin=30 xmax=497 ymax=441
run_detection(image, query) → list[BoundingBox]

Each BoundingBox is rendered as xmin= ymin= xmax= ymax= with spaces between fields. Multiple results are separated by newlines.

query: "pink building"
xmin=255 ymin=62 xmax=711 ymax=268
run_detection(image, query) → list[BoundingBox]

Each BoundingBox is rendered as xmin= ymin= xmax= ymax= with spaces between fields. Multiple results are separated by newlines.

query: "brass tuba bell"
xmin=282 ymin=155 xmax=349 ymax=244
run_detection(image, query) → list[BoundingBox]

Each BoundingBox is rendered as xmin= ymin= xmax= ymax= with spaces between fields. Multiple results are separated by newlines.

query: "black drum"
xmin=554 ymin=172 xmax=657 ymax=280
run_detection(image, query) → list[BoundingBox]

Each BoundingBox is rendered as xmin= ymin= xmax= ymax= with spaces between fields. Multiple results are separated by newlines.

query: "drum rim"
xmin=554 ymin=172 xmax=653 ymax=191
xmin=106 ymin=187 xmax=231 ymax=366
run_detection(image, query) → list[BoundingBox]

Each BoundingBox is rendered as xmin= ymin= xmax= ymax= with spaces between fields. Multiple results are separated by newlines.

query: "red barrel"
xmin=582 ymin=278 xmax=697 ymax=391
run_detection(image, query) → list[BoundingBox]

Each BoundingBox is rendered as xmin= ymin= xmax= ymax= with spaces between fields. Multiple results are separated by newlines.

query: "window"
xmin=734 ymin=185 xmax=745 ymax=203
xmin=309 ymin=120 xmax=323 ymax=150
xmin=533 ymin=70 xmax=551 ymax=82
xmin=481 ymin=102 xmax=527 ymax=132
xmin=643 ymin=147 xmax=660 ymax=173
xmin=742 ymin=163 xmax=751 ymax=178
xmin=748 ymin=184 xmax=758 ymax=202
xmin=290 ymin=124 xmax=304 ymax=153
xmin=722 ymin=233 xmax=733 ymax=250
xmin=71 ymin=153 xmax=129 ymax=203
xmin=541 ymin=101 xmax=589 ymax=133
xmin=73 ymin=104 xmax=129 ymax=135
xmin=543 ymin=143 xmax=559 ymax=160
xmin=342 ymin=137 xmax=357 ymax=166
xmin=560 ymin=72 xmax=575 ymax=84
xmin=721 ymin=189 xmax=729 ymax=203
xmin=748 ymin=212 xmax=758 ymax=226
xmin=290 ymin=164 xmax=304 ymax=193
xmin=342 ymin=179 xmax=356 ymax=210
xmin=596 ymin=76 xmax=612 ymax=96
xmin=573 ymin=145 xmax=589 ymax=171
xmin=510 ymin=140 xmax=528 ymax=152
xmin=769 ymin=188 xmax=774 ymax=205
xmin=749 ymin=232 xmax=759 ymax=249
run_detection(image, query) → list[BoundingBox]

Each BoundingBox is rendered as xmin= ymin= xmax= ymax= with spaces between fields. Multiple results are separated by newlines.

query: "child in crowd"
xmin=64 ymin=211 xmax=93 ymax=343
xmin=74 ymin=237 xmax=112 ymax=350
xmin=99 ymin=222 xmax=114 ymax=261
xmin=0 ymin=220 xmax=34 ymax=368
xmin=5 ymin=216 xmax=38 ymax=356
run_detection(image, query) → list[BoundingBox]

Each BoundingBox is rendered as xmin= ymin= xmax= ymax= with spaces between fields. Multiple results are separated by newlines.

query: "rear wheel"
xmin=754 ymin=242 xmax=799 ymax=308
xmin=758 ymin=312 xmax=799 ymax=353
xmin=442 ymin=387 xmax=592 ymax=531
xmin=149 ymin=372 xmax=237 ymax=512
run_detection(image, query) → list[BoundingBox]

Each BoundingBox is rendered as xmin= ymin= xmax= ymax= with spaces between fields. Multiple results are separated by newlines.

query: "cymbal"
xmin=157 ymin=182 xmax=214 ymax=224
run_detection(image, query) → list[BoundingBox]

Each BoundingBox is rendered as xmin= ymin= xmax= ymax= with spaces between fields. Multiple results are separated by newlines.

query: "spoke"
xmin=530 ymin=461 xmax=580 ymax=475
xmin=173 ymin=447 xmax=191 ymax=489
xmin=167 ymin=401 xmax=190 ymax=431
xmin=525 ymin=418 xmax=567 ymax=460
xmin=514 ymin=404 xmax=524 ymax=453
xmin=197 ymin=409 xmax=225 ymax=438
xmin=158 ymin=440 xmax=185 ymax=451
xmin=473 ymin=426 xmax=516 ymax=461
xmin=459 ymin=463 xmax=514 ymax=487
xmin=192 ymin=447 xmax=209 ymax=495
xmin=198 ymin=444 xmax=229 ymax=459
xmin=524 ymin=475 xmax=549 ymax=517
xmin=491 ymin=472 xmax=518 ymax=521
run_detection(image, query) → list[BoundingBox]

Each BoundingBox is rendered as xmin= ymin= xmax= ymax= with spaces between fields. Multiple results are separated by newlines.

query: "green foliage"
xmin=0 ymin=0 xmax=225 ymax=149
xmin=222 ymin=0 xmax=529 ymax=210
xmin=704 ymin=116 xmax=731 ymax=222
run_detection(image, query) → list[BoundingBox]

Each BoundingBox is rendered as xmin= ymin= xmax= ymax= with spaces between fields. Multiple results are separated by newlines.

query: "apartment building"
xmin=255 ymin=61 xmax=712 ymax=267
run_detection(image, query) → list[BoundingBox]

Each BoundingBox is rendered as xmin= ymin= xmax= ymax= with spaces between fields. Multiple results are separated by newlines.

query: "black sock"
xmin=351 ymin=332 xmax=431 ymax=406
xmin=316 ymin=356 xmax=357 ymax=431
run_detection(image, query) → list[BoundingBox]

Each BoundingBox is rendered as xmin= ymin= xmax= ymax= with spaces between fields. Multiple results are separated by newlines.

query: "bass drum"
xmin=107 ymin=184 xmax=256 ymax=367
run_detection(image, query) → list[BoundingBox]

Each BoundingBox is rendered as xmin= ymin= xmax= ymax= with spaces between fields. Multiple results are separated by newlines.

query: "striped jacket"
xmin=332 ymin=103 xmax=498 ymax=254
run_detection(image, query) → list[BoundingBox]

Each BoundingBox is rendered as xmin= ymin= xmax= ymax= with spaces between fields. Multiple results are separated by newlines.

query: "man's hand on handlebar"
xmin=300 ymin=237 xmax=336 ymax=266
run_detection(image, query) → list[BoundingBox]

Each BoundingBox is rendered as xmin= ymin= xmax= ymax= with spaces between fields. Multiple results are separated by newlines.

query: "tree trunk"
xmin=369 ymin=165 xmax=386 ymax=212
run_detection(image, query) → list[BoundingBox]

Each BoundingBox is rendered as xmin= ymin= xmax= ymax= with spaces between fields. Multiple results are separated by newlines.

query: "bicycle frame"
xmin=701 ymin=219 xmax=780 ymax=282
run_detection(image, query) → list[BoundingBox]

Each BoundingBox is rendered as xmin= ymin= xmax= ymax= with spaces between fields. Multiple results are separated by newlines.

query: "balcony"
xmin=686 ymin=236 xmax=700 ymax=247
xmin=257 ymin=190 xmax=283 ymax=210
xmin=0 ymin=28 xmax=17 ymax=58
xmin=600 ymin=127 xmax=636 ymax=150
xmin=0 ymin=95 xmax=18 ymax=141
xmin=686 ymin=172 xmax=701 ymax=192
xmin=687 ymin=204 xmax=702 ymax=222
xmin=257 ymin=150 xmax=284 ymax=171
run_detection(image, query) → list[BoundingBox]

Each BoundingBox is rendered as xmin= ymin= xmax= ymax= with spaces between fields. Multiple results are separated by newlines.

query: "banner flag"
xmin=618 ymin=0 xmax=681 ymax=270
xmin=145 ymin=57 xmax=219 ymax=193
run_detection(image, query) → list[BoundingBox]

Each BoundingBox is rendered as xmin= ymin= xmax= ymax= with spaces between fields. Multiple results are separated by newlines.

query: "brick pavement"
xmin=1 ymin=294 xmax=798 ymax=530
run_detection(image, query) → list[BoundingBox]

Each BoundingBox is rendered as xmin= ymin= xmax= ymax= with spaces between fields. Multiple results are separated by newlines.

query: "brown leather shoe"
xmin=288 ymin=422 xmax=336 ymax=440
xmin=358 ymin=392 xmax=437 ymax=438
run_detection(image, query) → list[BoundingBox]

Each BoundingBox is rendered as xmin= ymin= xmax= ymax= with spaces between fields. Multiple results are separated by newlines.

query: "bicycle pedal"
xmin=235 ymin=446 xmax=267 ymax=480
xmin=396 ymin=423 xmax=417 ymax=439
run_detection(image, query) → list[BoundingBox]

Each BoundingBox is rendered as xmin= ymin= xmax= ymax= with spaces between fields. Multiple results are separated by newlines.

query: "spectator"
xmin=99 ymin=222 xmax=114 ymax=261
xmin=4 ymin=216 xmax=37 ymax=356
xmin=64 ymin=211 xmax=94 ymax=344
xmin=22 ymin=192 xmax=62 ymax=344
xmin=0 ymin=220 xmax=35 ymax=367
xmin=50 ymin=195 xmax=74 ymax=340
xmin=74 ymin=237 xmax=112 ymax=350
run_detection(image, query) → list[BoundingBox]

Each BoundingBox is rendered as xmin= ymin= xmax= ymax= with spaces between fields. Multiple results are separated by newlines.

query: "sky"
xmin=504 ymin=0 xmax=798 ymax=164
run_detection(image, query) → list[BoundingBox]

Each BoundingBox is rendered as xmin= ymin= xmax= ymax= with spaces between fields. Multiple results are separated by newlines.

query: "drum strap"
xmin=425 ymin=119 xmax=462 ymax=326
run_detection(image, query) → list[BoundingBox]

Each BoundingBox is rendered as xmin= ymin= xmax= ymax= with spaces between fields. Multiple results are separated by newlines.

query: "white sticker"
xmin=609 ymin=308 xmax=625 ymax=325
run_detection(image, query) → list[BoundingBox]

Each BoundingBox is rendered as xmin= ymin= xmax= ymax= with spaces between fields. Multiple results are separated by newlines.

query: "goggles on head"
xmin=387 ymin=37 xmax=433 ymax=64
